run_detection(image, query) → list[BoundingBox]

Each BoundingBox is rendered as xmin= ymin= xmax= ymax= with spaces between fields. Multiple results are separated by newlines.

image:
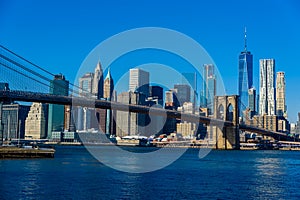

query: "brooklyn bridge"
xmin=0 ymin=45 xmax=297 ymax=149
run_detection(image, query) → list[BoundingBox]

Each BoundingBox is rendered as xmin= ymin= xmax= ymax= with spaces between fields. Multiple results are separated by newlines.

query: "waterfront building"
xmin=48 ymin=74 xmax=69 ymax=139
xmin=116 ymin=92 xmax=131 ymax=137
xmin=129 ymin=92 xmax=147 ymax=136
xmin=177 ymin=102 xmax=197 ymax=139
xmin=129 ymin=68 xmax=149 ymax=97
xmin=174 ymin=84 xmax=191 ymax=107
xmin=259 ymin=59 xmax=276 ymax=116
xmin=276 ymin=71 xmax=287 ymax=118
xmin=2 ymin=103 xmax=30 ymax=139
xmin=202 ymin=64 xmax=216 ymax=115
xmin=247 ymin=114 xmax=278 ymax=132
xmin=176 ymin=121 xmax=196 ymax=139
xmin=25 ymin=102 xmax=48 ymax=139
xmin=238 ymin=28 xmax=253 ymax=117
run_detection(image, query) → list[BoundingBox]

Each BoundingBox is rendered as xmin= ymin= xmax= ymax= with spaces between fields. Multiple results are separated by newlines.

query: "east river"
xmin=1 ymin=146 xmax=300 ymax=199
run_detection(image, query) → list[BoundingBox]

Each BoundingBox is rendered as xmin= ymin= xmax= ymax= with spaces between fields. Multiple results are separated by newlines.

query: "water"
xmin=1 ymin=146 xmax=300 ymax=199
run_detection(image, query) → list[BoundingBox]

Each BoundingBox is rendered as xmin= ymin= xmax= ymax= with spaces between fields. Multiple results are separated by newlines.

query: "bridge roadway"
xmin=0 ymin=90 xmax=231 ymax=126
xmin=0 ymin=90 xmax=297 ymax=142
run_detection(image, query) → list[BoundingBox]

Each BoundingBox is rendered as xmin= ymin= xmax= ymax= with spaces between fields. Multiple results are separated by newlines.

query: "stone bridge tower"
xmin=213 ymin=95 xmax=239 ymax=149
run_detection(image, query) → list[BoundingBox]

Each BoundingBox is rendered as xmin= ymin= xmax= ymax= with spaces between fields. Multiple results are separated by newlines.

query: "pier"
xmin=0 ymin=146 xmax=55 ymax=158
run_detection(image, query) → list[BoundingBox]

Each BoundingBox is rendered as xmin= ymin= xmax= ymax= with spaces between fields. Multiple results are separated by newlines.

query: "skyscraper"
xmin=103 ymin=68 xmax=115 ymax=135
xmin=174 ymin=84 xmax=191 ymax=106
xmin=78 ymin=72 xmax=94 ymax=130
xmin=259 ymin=59 xmax=276 ymax=116
xmin=48 ymin=74 xmax=69 ymax=138
xmin=248 ymin=87 xmax=256 ymax=118
xmin=79 ymin=72 xmax=94 ymax=97
xmin=2 ymin=104 xmax=30 ymax=139
xmin=92 ymin=61 xmax=103 ymax=99
xmin=25 ymin=103 xmax=47 ymax=139
xmin=149 ymin=86 xmax=163 ymax=106
xmin=182 ymin=72 xmax=197 ymax=107
xmin=238 ymin=28 xmax=253 ymax=116
xmin=276 ymin=71 xmax=287 ymax=118
xmin=129 ymin=68 xmax=149 ymax=97
xmin=203 ymin=64 xmax=216 ymax=115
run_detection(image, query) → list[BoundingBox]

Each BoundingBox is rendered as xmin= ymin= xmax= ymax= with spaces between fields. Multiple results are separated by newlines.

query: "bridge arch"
xmin=226 ymin=103 xmax=234 ymax=122
xmin=217 ymin=104 xmax=225 ymax=120
xmin=213 ymin=95 xmax=239 ymax=150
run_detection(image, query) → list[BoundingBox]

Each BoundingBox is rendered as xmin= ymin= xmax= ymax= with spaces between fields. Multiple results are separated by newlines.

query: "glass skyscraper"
xmin=238 ymin=28 xmax=253 ymax=117
xmin=47 ymin=74 xmax=69 ymax=138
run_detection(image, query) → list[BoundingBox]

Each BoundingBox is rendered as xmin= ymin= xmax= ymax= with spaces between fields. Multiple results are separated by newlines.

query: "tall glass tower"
xmin=238 ymin=28 xmax=253 ymax=118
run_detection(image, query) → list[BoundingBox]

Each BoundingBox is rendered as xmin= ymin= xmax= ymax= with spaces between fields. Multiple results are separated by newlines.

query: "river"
xmin=1 ymin=146 xmax=300 ymax=199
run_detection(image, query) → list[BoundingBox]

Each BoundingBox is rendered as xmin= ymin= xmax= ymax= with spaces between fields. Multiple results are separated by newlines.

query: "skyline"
xmin=1 ymin=0 xmax=300 ymax=122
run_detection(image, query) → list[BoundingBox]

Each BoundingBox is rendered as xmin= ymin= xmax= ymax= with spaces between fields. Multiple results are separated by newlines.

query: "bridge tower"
xmin=213 ymin=95 xmax=240 ymax=149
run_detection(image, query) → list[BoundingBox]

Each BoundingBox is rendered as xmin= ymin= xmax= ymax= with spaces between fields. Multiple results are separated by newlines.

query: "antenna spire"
xmin=244 ymin=27 xmax=247 ymax=52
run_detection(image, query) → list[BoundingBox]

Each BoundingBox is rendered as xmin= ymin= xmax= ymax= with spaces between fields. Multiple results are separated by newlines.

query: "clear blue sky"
xmin=1 ymin=0 xmax=300 ymax=122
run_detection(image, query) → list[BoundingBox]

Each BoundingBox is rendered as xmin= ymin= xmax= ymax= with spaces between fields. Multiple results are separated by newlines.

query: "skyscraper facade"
xmin=149 ymin=86 xmax=163 ymax=106
xmin=203 ymin=64 xmax=216 ymax=115
xmin=248 ymin=87 xmax=256 ymax=118
xmin=238 ymin=29 xmax=253 ymax=117
xmin=276 ymin=71 xmax=287 ymax=118
xmin=25 ymin=102 xmax=48 ymax=139
xmin=79 ymin=72 xmax=94 ymax=97
xmin=129 ymin=68 xmax=149 ymax=97
xmin=48 ymin=74 xmax=69 ymax=138
xmin=78 ymin=72 xmax=94 ymax=131
xmin=92 ymin=61 xmax=103 ymax=99
xmin=103 ymin=69 xmax=115 ymax=135
xmin=174 ymin=84 xmax=191 ymax=106
xmin=259 ymin=59 xmax=276 ymax=116
xmin=182 ymin=72 xmax=197 ymax=107
xmin=2 ymin=104 xmax=30 ymax=139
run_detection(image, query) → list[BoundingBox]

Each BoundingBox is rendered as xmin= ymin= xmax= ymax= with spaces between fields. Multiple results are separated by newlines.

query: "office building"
xmin=149 ymin=86 xmax=163 ymax=106
xmin=48 ymin=74 xmax=69 ymax=139
xmin=92 ymin=61 xmax=104 ymax=99
xmin=276 ymin=71 xmax=287 ymax=118
xmin=103 ymin=68 xmax=115 ymax=135
xmin=182 ymin=72 xmax=197 ymax=107
xmin=163 ymin=90 xmax=178 ymax=134
xmin=25 ymin=103 xmax=48 ymax=139
xmin=238 ymin=28 xmax=253 ymax=117
xmin=203 ymin=64 xmax=216 ymax=115
xmin=79 ymin=72 xmax=94 ymax=97
xmin=174 ymin=84 xmax=191 ymax=107
xmin=129 ymin=68 xmax=149 ymax=97
xmin=259 ymin=59 xmax=276 ymax=116
xmin=2 ymin=104 xmax=30 ymax=139
xmin=248 ymin=87 xmax=256 ymax=118
xmin=116 ymin=92 xmax=131 ymax=137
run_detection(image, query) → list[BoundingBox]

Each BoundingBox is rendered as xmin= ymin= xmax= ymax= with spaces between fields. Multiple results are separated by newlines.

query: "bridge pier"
xmin=213 ymin=95 xmax=240 ymax=150
xmin=213 ymin=125 xmax=239 ymax=150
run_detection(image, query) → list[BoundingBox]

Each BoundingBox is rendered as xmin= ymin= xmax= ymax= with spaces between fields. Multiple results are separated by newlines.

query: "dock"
xmin=0 ymin=146 xmax=55 ymax=158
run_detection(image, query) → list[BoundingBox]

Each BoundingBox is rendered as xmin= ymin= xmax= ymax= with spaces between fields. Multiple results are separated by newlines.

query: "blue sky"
xmin=1 ymin=0 xmax=300 ymax=122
